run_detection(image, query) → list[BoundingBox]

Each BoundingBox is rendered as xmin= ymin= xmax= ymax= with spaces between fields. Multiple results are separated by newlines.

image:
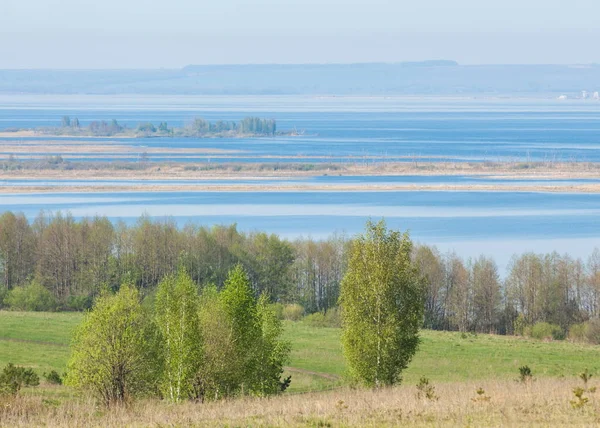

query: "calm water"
xmin=1 ymin=96 xmax=600 ymax=163
xmin=2 ymin=175 xmax=600 ymax=188
xmin=1 ymin=96 xmax=600 ymax=270
xmin=3 ymin=190 xmax=600 ymax=271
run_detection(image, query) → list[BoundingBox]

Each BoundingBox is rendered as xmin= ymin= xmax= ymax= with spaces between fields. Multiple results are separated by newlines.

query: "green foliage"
xmin=64 ymin=294 xmax=94 ymax=311
xmin=5 ymin=281 xmax=57 ymax=312
xmin=155 ymin=268 xmax=202 ymax=402
xmin=529 ymin=322 xmax=564 ymax=341
xmin=583 ymin=319 xmax=600 ymax=344
xmin=302 ymin=308 xmax=341 ymax=328
xmin=199 ymin=265 xmax=291 ymax=399
xmin=43 ymin=370 xmax=63 ymax=385
xmin=219 ymin=265 xmax=262 ymax=395
xmin=282 ymin=304 xmax=304 ymax=321
xmin=0 ymin=363 xmax=39 ymax=396
xmin=136 ymin=122 xmax=156 ymax=133
xmin=238 ymin=117 xmax=276 ymax=135
xmin=579 ymin=368 xmax=592 ymax=386
xmin=197 ymin=284 xmax=239 ymax=400
xmin=220 ymin=265 xmax=260 ymax=385
xmin=340 ymin=220 xmax=424 ymax=387
xmin=568 ymin=322 xmax=587 ymax=343
xmin=472 ymin=387 xmax=491 ymax=403
xmin=518 ymin=365 xmax=533 ymax=383
xmin=254 ymin=294 xmax=292 ymax=395
xmin=513 ymin=314 xmax=527 ymax=336
xmin=66 ymin=284 xmax=160 ymax=406
xmin=415 ymin=376 xmax=438 ymax=401
xmin=568 ymin=320 xmax=600 ymax=344
xmin=570 ymin=387 xmax=589 ymax=409
xmin=0 ymin=286 xmax=7 ymax=308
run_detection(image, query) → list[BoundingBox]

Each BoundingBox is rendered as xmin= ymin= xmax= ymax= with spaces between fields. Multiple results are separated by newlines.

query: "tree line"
xmin=1 ymin=211 xmax=600 ymax=338
xmin=43 ymin=116 xmax=278 ymax=137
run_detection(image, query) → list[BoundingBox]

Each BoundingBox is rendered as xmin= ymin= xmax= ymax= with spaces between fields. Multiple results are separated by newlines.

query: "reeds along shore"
xmin=1 ymin=378 xmax=598 ymax=427
xmin=2 ymin=160 xmax=600 ymax=179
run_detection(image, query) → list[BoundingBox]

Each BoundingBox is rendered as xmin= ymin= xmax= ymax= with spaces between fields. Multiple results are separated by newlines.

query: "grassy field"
xmin=1 ymin=311 xmax=600 ymax=394
xmin=1 ymin=311 xmax=600 ymax=426
xmin=2 ymin=311 xmax=600 ymax=390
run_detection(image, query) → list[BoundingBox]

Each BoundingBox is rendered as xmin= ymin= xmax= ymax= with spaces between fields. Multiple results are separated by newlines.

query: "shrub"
xmin=518 ymin=365 xmax=533 ymax=383
xmin=5 ymin=281 xmax=57 ymax=312
xmin=415 ymin=376 xmax=438 ymax=400
xmin=568 ymin=323 xmax=587 ymax=343
xmin=64 ymin=294 xmax=93 ymax=312
xmin=270 ymin=303 xmax=285 ymax=320
xmin=302 ymin=308 xmax=341 ymax=328
xmin=584 ymin=319 xmax=600 ymax=345
xmin=529 ymin=322 xmax=564 ymax=341
xmin=0 ymin=286 xmax=7 ymax=308
xmin=282 ymin=304 xmax=304 ymax=321
xmin=66 ymin=284 xmax=160 ymax=406
xmin=513 ymin=314 xmax=527 ymax=336
xmin=43 ymin=370 xmax=63 ymax=385
xmin=0 ymin=363 xmax=40 ymax=396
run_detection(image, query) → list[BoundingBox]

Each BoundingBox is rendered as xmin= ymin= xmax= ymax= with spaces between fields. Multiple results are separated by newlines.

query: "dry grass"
xmin=3 ymin=183 xmax=600 ymax=194
xmin=2 ymin=378 xmax=599 ymax=427
xmin=2 ymin=161 xmax=600 ymax=181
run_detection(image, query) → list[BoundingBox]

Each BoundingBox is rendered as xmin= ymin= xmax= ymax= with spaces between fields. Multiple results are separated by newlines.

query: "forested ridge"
xmin=1 ymin=211 xmax=599 ymax=339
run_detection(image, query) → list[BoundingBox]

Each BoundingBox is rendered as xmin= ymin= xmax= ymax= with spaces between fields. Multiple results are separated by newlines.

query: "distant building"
xmin=558 ymin=95 xmax=568 ymax=100
xmin=582 ymin=90 xmax=588 ymax=99
xmin=594 ymin=92 xmax=600 ymax=100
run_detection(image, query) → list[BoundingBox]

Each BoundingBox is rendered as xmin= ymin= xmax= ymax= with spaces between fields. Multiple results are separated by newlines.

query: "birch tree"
xmin=340 ymin=220 xmax=424 ymax=387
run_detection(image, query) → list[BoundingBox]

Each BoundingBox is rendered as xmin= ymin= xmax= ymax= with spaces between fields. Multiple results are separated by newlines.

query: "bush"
xmin=584 ymin=319 xmax=600 ymax=344
xmin=5 ymin=281 xmax=57 ymax=312
xmin=64 ymin=294 xmax=93 ymax=312
xmin=518 ymin=365 xmax=533 ymax=383
xmin=302 ymin=308 xmax=341 ymax=328
xmin=282 ymin=304 xmax=304 ymax=321
xmin=0 ymin=286 xmax=7 ymax=309
xmin=0 ymin=363 xmax=40 ymax=396
xmin=568 ymin=323 xmax=587 ymax=343
xmin=67 ymin=284 xmax=160 ymax=406
xmin=43 ymin=370 xmax=63 ymax=385
xmin=529 ymin=322 xmax=564 ymax=341
xmin=270 ymin=303 xmax=285 ymax=320
xmin=513 ymin=314 xmax=527 ymax=336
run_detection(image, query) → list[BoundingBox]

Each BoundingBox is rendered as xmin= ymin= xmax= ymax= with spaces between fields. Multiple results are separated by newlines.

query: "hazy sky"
xmin=2 ymin=0 xmax=598 ymax=68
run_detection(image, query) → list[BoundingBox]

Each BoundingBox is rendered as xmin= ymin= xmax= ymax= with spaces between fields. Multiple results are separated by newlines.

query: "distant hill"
xmin=1 ymin=62 xmax=599 ymax=96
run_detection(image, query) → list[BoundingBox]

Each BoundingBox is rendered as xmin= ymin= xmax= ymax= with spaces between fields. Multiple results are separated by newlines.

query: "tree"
xmin=340 ymin=220 xmax=424 ymax=387
xmin=66 ymin=283 xmax=159 ymax=406
xmin=196 ymin=284 xmax=239 ymax=400
xmin=207 ymin=265 xmax=290 ymax=396
xmin=253 ymin=294 xmax=291 ymax=395
xmin=471 ymin=256 xmax=501 ymax=333
xmin=155 ymin=268 xmax=202 ymax=402
xmin=219 ymin=265 xmax=261 ymax=393
xmin=413 ymin=245 xmax=445 ymax=329
xmin=446 ymin=253 xmax=471 ymax=332
xmin=0 ymin=212 xmax=36 ymax=290
xmin=61 ymin=116 xmax=71 ymax=128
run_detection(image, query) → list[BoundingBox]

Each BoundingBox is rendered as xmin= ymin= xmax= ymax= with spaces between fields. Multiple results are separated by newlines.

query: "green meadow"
xmin=1 ymin=311 xmax=599 ymax=394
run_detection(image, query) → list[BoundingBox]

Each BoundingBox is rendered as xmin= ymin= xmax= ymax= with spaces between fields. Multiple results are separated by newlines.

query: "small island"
xmin=3 ymin=116 xmax=296 ymax=138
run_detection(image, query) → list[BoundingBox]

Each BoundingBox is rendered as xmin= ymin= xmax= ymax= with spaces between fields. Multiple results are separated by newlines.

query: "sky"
xmin=1 ymin=0 xmax=599 ymax=68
